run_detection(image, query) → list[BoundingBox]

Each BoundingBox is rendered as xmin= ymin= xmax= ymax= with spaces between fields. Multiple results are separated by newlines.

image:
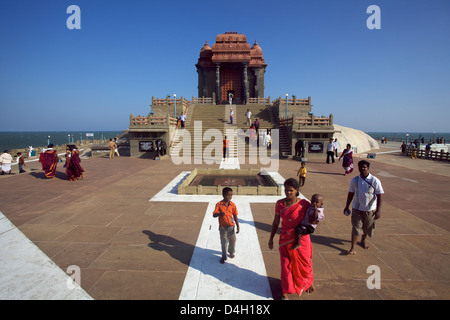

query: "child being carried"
xmin=292 ymin=194 xmax=324 ymax=249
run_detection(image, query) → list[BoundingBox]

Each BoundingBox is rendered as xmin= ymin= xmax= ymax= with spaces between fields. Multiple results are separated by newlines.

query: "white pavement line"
xmin=178 ymin=199 xmax=272 ymax=300
xmin=219 ymin=157 xmax=240 ymax=169
xmin=149 ymin=160 xmax=287 ymax=300
xmin=0 ymin=211 xmax=93 ymax=300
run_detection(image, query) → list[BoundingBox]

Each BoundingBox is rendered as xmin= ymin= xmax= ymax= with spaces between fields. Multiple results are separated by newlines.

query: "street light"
xmin=68 ymin=134 xmax=71 ymax=144
xmin=174 ymin=94 xmax=177 ymax=119
xmin=285 ymin=93 xmax=288 ymax=119
xmin=47 ymin=135 xmax=50 ymax=146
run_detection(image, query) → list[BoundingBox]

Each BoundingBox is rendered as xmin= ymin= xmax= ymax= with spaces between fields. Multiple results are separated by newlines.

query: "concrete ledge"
xmin=0 ymin=212 xmax=93 ymax=300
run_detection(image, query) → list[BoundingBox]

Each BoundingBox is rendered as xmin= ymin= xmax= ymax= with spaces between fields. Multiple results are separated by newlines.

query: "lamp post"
xmin=47 ymin=135 xmax=50 ymax=146
xmin=174 ymin=94 xmax=177 ymax=119
xmin=68 ymin=134 xmax=71 ymax=144
xmin=406 ymin=133 xmax=409 ymax=146
xmin=285 ymin=93 xmax=288 ymax=119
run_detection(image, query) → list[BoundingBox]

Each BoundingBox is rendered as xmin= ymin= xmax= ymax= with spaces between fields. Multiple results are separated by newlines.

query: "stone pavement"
xmin=0 ymin=143 xmax=449 ymax=300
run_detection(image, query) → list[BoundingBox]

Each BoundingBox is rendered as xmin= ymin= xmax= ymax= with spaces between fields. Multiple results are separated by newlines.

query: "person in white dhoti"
xmin=1 ymin=150 xmax=13 ymax=175
xmin=228 ymin=92 xmax=234 ymax=105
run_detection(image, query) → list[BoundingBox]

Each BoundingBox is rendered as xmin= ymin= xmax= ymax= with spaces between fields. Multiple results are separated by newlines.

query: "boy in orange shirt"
xmin=213 ymin=187 xmax=240 ymax=264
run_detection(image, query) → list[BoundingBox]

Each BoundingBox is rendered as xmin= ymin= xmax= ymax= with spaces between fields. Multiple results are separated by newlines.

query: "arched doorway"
xmin=221 ymin=69 xmax=241 ymax=103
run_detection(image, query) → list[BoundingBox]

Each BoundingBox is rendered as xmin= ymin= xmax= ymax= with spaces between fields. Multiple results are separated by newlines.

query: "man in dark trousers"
xmin=295 ymin=139 xmax=304 ymax=158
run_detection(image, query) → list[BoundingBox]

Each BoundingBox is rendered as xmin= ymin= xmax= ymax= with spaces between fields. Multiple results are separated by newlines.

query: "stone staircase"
xmin=267 ymin=104 xmax=292 ymax=155
xmin=170 ymin=104 xmax=285 ymax=160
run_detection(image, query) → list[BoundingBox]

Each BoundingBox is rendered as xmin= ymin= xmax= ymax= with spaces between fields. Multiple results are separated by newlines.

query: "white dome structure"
xmin=333 ymin=124 xmax=379 ymax=154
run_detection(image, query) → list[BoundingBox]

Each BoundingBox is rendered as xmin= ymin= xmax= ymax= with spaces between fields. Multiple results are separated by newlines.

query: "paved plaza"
xmin=1 ymin=142 xmax=449 ymax=300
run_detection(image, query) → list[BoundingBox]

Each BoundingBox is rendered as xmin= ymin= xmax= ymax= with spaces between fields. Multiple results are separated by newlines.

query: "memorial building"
xmin=196 ymin=32 xmax=267 ymax=104
xmin=128 ymin=31 xmax=336 ymax=160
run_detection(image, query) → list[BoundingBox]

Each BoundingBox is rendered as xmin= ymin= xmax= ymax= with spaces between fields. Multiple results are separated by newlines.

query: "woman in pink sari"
xmin=339 ymin=143 xmax=354 ymax=176
xmin=269 ymin=178 xmax=314 ymax=299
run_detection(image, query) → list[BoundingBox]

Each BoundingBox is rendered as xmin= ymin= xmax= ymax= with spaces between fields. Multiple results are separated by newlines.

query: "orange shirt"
xmin=223 ymin=139 xmax=229 ymax=149
xmin=213 ymin=200 xmax=238 ymax=227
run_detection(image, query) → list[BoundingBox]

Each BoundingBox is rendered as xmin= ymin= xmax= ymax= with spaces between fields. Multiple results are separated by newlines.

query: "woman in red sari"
xmin=268 ymin=178 xmax=314 ymax=299
xmin=65 ymin=145 xmax=84 ymax=181
xmin=39 ymin=144 xmax=59 ymax=179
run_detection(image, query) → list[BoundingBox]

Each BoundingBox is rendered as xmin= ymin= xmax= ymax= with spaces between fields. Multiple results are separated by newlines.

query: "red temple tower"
xmin=196 ymin=32 xmax=267 ymax=104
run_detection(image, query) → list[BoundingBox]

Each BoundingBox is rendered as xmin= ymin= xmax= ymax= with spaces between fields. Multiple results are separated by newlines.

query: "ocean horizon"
xmin=0 ymin=131 xmax=124 ymax=152
xmin=1 ymin=130 xmax=449 ymax=154
xmin=366 ymin=132 xmax=450 ymax=143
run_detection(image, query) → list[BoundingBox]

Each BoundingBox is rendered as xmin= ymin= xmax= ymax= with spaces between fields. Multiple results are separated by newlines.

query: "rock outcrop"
xmin=333 ymin=124 xmax=379 ymax=154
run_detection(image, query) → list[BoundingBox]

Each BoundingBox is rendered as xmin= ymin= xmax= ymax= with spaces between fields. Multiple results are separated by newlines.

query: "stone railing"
xmin=152 ymin=96 xmax=190 ymax=109
xmin=278 ymin=114 xmax=333 ymax=128
xmin=294 ymin=114 xmax=333 ymax=126
xmin=192 ymin=96 xmax=214 ymax=104
xmin=272 ymin=96 xmax=311 ymax=107
xmin=406 ymin=148 xmax=450 ymax=161
xmin=129 ymin=114 xmax=178 ymax=128
xmin=248 ymin=97 xmax=271 ymax=104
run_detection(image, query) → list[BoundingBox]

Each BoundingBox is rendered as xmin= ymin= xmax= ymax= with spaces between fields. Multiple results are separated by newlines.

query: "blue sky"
xmin=1 ymin=0 xmax=449 ymax=132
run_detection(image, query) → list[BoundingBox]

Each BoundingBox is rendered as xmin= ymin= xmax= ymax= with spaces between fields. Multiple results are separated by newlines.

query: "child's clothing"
xmin=298 ymin=166 xmax=307 ymax=186
xmin=295 ymin=206 xmax=324 ymax=240
xmin=213 ymin=200 xmax=238 ymax=260
xmin=17 ymin=155 xmax=26 ymax=173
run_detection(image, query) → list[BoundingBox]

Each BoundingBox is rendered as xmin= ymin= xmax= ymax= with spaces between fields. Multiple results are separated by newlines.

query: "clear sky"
xmin=1 ymin=0 xmax=449 ymax=132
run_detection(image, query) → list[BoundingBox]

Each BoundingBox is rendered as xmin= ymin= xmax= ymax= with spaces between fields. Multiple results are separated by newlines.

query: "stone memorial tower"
xmin=196 ymin=32 xmax=267 ymax=104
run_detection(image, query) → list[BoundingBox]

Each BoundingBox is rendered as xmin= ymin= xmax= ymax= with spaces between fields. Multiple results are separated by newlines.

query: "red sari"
xmin=39 ymin=149 xmax=59 ymax=179
xmin=275 ymin=198 xmax=314 ymax=295
xmin=66 ymin=150 xmax=84 ymax=181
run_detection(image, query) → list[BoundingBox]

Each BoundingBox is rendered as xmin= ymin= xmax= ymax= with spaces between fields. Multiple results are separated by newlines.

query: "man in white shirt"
xmin=343 ymin=160 xmax=384 ymax=254
xmin=246 ymin=109 xmax=252 ymax=126
xmin=0 ymin=150 xmax=13 ymax=175
xmin=326 ymin=138 xmax=336 ymax=164
xmin=179 ymin=113 xmax=186 ymax=128
xmin=333 ymin=138 xmax=339 ymax=157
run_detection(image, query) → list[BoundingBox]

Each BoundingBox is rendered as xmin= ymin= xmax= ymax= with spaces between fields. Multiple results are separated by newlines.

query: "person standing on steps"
xmin=223 ymin=136 xmax=230 ymax=159
xmin=246 ymin=109 xmax=252 ymax=126
xmin=228 ymin=92 xmax=234 ymax=105
xmin=229 ymin=107 xmax=234 ymax=125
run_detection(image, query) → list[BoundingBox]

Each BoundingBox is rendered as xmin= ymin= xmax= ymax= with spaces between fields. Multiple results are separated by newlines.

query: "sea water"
xmin=0 ymin=131 xmax=123 ymax=152
xmin=367 ymin=132 xmax=450 ymax=143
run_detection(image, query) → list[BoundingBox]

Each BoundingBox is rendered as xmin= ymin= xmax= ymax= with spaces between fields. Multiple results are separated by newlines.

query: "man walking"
xmin=109 ymin=139 xmax=116 ymax=159
xmin=343 ymin=160 xmax=384 ymax=254
xmin=326 ymin=138 xmax=336 ymax=164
